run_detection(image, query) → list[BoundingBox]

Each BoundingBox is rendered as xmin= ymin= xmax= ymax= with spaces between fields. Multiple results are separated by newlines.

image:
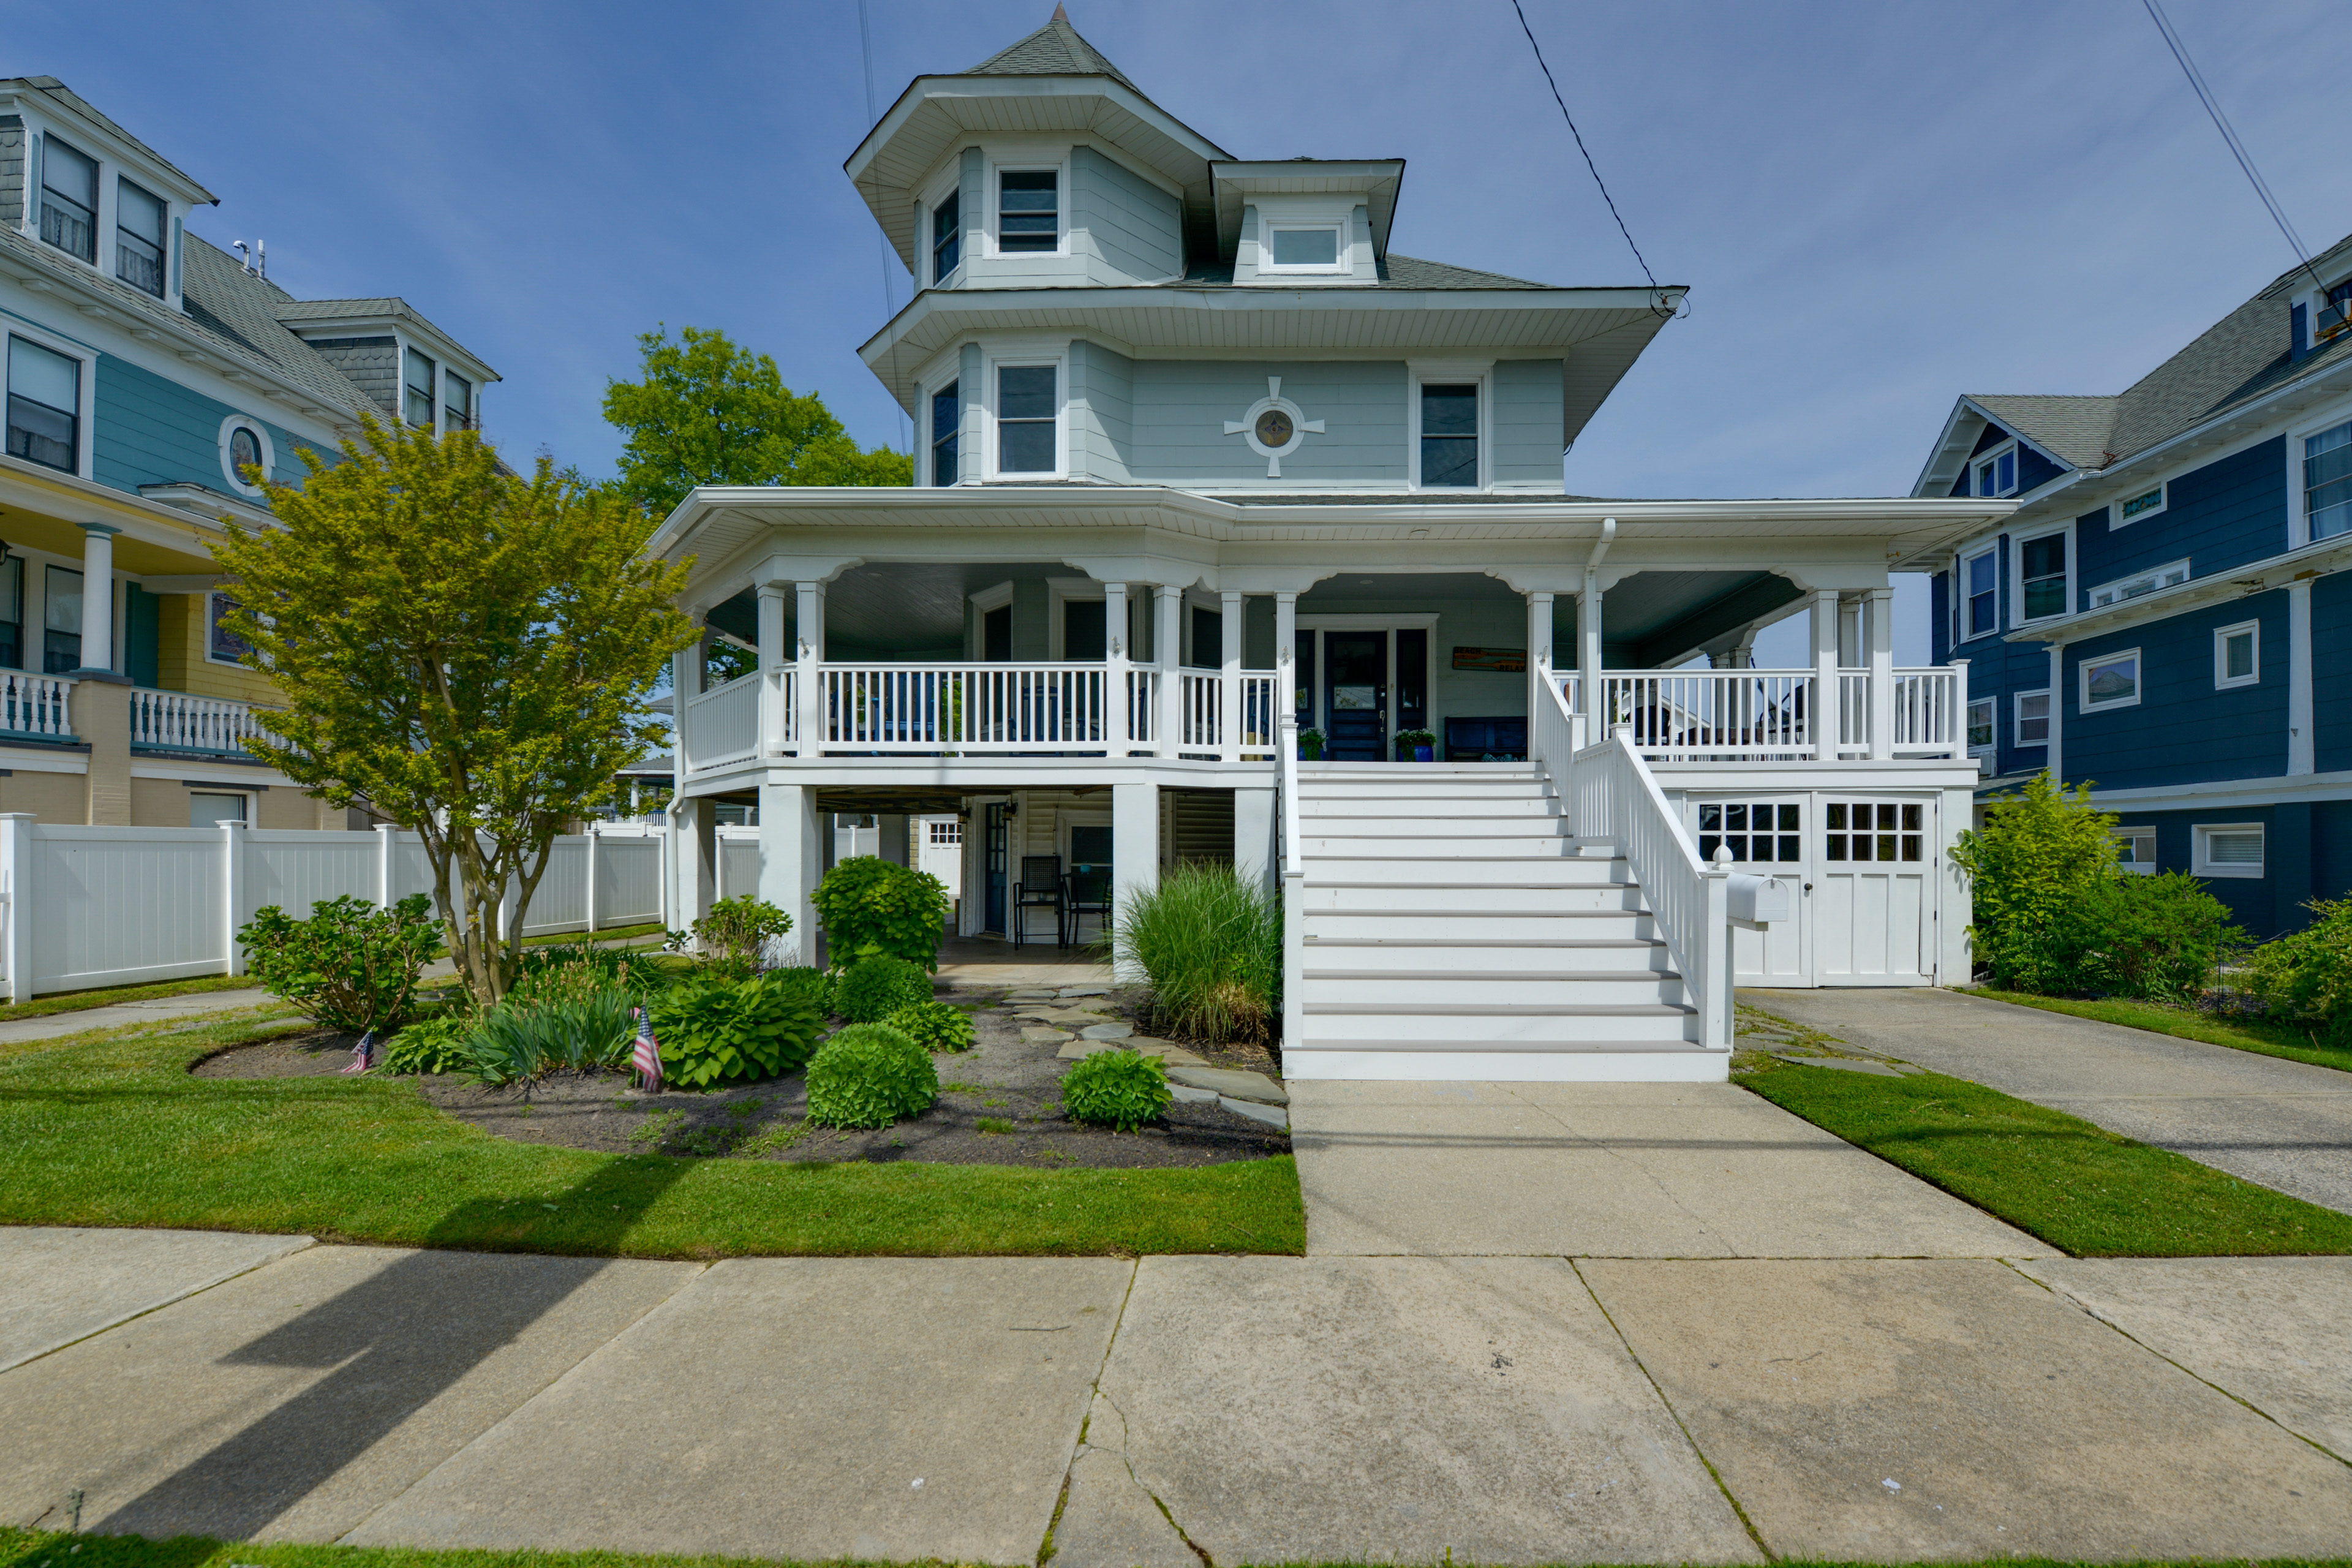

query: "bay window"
xmin=930 ymin=380 xmax=960 ymax=485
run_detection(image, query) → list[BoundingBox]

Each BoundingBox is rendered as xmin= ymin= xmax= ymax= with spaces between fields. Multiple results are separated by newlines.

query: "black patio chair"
xmin=1011 ymin=854 xmax=1066 ymax=949
xmin=1063 ymin=859 xmax=1113 ymax=949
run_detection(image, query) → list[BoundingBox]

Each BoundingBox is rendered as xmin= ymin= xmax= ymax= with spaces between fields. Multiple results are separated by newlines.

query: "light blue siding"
xmin=1491 ymin=360 xmax=1565 ymax=484
xmin=91 ymin=352 xmax=303 ymax=497
xmin=1127 ymin=360 xmax=1409 ymax=487
xmin=1072 ymin=146 xmax=1180 ymax=284
xmin=1068 ymin=339 xmax=1134 ymax=483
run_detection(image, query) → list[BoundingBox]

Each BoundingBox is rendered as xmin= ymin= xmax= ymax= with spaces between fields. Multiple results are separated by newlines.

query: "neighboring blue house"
xmin=1916 ymin=231 xmax=2352 ymax=935
xmin=1 ymin=75 xmax=497 ymax=827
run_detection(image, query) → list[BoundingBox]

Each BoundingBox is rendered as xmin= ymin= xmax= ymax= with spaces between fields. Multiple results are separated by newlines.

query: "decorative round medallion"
xmin=1254 ymin=408 xmax=1294 ymax=448
xmin=1221 ymin=376 xmax=1324 ymax=477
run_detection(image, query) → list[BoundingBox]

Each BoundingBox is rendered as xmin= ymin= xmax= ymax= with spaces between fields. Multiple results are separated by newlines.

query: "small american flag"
xmin=631 ymin=1008 xmax=663 ymax=1093
xmin=341 ymin=1030 xmax=377 ymax=1074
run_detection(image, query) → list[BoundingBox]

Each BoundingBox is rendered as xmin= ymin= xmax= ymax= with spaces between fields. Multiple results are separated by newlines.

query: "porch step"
xmin=1304 ymin=883 xmax=1648 ymax=913
xmin=1303 ymin=940 xmax=1671 ymax=973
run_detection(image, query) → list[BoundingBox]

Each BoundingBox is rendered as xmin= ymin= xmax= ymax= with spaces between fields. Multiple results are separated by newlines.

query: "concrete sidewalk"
xmin=1744 ymin=986 xmax=2352 ymax=1215
xmin=7 ymin=1227 xmax=2352 ymax=1562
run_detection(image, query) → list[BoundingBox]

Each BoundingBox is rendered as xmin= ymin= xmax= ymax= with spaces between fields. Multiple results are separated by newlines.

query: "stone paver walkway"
xmin=1744 ymin=986 xmax=2352 ymax=1214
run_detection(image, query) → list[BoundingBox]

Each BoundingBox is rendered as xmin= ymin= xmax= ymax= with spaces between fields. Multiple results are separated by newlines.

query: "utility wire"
xmin=2141 ymin=0 xmax=2326 ymax=294
xmin=859 ymin=0 xmax=913 ymax=454
xmin=1508 ymin=0 xmax=1659 ymax=296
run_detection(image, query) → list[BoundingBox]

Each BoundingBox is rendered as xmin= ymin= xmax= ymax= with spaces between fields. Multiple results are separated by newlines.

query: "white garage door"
xmin=1691 ymin=792 xmax=1938 ymax=988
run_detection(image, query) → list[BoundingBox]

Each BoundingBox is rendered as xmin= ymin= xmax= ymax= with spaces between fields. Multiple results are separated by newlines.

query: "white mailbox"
xmin=1727 ymin=873 xmax=1793 ymax=929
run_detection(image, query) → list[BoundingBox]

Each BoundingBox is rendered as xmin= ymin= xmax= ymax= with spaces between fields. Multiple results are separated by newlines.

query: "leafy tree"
xmin=1950 ymin=769 xmax=2119 ymax=991
xmin=213 ymin=417 xmax=699 ymax=1006
xmin=602 ymin=325 xmax=909 ymax=516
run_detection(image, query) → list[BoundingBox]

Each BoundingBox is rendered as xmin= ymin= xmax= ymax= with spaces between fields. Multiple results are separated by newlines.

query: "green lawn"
xmin=1961 ymin=987 xmax=2352 ymax=1075
xmin=1741 ymin=1059 xmax=2352 ymax=1257
xmin=0 ymin=1014 xmax=1303 ymax=1259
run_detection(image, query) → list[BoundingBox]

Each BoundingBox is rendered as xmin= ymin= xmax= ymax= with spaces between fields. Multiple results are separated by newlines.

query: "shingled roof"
xmin=0 ymin=75 xmax=217 ymax=203
xmin=965 ymin=6 xmax=1138 ymax=93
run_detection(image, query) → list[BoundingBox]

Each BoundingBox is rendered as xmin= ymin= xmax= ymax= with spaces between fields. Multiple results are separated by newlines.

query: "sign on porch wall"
xmin=1451 ymin=646 xmax=1526 ymax=673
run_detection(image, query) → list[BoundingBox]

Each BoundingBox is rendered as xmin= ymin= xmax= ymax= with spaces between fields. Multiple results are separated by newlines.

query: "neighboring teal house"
xmin=1 ymin=75 xmax=497 ymax=828
xmin=653 ymin=11 xmax=2011 ymax=1080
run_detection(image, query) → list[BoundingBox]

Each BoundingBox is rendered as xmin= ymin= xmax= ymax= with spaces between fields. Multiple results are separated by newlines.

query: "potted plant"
xmin=1298 ymin=727 xmax=1325 ymax=761
xmin=1396 ymin=728 xmax=1438 ymax=762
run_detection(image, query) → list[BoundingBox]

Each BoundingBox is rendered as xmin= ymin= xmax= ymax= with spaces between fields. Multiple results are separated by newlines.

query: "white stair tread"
xmin=1304 ymin=1000 xmax=1697 ymax=1017
xmin=1289 ymin=1038 xmax=1711 ymax=1054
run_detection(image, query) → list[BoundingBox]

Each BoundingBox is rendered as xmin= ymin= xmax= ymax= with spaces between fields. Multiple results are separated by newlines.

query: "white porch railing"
xmin=824 ymin=664 xmax=1107 ymax=752
xmin=1597 ymin=669 xmax=1814 ymax=760
xmin=1 ymin=673 xmax=75 ymax=741
xmin=1126 ymin=668 xmax=1159 ymax=747
xmin=129 ymin=687 xmax=271 ymax=755
xmin=1177 ymin=672 xmax=1220 ymax=754
xmin=684 ymin=672 xmax=760 ymax=771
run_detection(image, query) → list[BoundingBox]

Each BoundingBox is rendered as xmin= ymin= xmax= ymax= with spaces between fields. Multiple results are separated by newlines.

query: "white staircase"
xmin=1283 ymin=762 xmax=1726 ymax=1081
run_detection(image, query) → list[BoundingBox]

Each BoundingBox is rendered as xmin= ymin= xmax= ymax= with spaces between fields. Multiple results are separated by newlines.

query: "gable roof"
xmin=0 ymin=75 xmax=217 ymax=203
xmin=965 ymin=6 xmax=1139 ymax=93
xmin=1962 ymin=394 xmax=2117 ymax=470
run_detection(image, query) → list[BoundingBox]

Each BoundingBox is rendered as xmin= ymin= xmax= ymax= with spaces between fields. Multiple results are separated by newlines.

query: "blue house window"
xmin=1961 ymin=548 xmax=1997 ymax=638
xmin=932 ymin=190 xmax=960 ymax=282
xmin=2307 ymin=419 xmax=2352 ymax=541
xmin=998 ymin=170 xmax=1057 ymax=254
xmin=1420 ymin=383 xmax=1479 ymax=488
xmin=6 ymin=336 xmax=80 ymax=475
xmin=2019 ymin=532 xmax=2068 ymax=620
xmin=930 ymin=380 xmax=959 ymax=486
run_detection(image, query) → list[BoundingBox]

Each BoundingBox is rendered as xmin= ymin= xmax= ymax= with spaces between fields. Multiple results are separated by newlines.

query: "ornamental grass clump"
xmin=888 ymin=999 xmax=976 ymax=1053
xmin=805 ymin=1023 xmax=940 ymax=1128
xmin=834 ymin=956 xmax=935 ymax=1023
xmin=1060 ymin=1048 xmax=1172 ymax=1132
xmin=1114 ymin=863 xmax=1282 ymax=1044
xmin=467 ymin=992 xmax=638 ymax=1086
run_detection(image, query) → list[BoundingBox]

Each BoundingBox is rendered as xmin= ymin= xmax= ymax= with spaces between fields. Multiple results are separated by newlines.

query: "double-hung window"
xmin=930 ymin=380 xmax=960 ymax=485
xmin=2307 ymin=418 xmax=2352 ymax=542
xmin=2115 ymin=827 xmax=2158 ymax=874
xmin=1966 ymin=696 xmax=1994 ymax=753
xmin=2015 ymin=690 xmax=2051 ymax=746
xmin=996 ymin=366 xmax=1055 ymax=474
xmin=1959 ymin=548 xmax=1998 ymax=638
xmin=43 ymin=565 xmax=82 ymax=674
xmin=115 ymin=178 xmax=167 ymax=296
xmin=2018 ymin=530 xmax=2068 ymax=620
xmin=1973 ymin=442 xmax=2018 ymax=498
xmin=7 ymin=336 xmax=81 ymax=474
xmin=445 ymin=373 xmax=472 ymax=431
xmin=2087 ymin=559 xmax=2188 ymax=608
xmin=39 ymin=137 xmax=99 ymax=263
xmin=404 ymin=349 xmax=435 ymax=427
xmin=932 ymin=190 xmax=961 ymax=281
xmin=1419 ymin=383 xmax=1479 ymax=488
xmin=998 ymin=171 xmax=1057 ymax=254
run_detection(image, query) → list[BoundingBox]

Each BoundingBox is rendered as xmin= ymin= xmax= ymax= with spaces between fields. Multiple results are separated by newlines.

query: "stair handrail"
xmin=1279 ymin=707 xmax=1302 ymax=880
xmin=1529 ymin=657 xmax=1583 ymax=793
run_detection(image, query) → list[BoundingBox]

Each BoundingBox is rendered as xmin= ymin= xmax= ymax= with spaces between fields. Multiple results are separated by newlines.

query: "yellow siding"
xmin=1 ymin=769 xmax=87 ymax=823
xmin=156 ymin=593 xmax=282 ymax=704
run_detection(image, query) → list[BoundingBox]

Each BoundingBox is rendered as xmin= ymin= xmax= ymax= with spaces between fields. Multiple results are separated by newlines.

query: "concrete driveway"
xmin=1744 ymin=987 xmax=2352 ymax=1215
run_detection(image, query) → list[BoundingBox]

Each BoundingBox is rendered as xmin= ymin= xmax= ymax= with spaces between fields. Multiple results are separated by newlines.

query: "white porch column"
xmin=1866 ymin=586 xmax=1895 ymax=761
xmin=78 ymin=524 xmax=119 ymax=674
xmin=795 ymin=581 xmax=825 ymax=756
xmin=1156 ymin=585 xmax=1183 ymax=756
xmin=1838 ymin=598 xmax=1863 ymax=669
xmin=1275 ymin=592 xmax=1299 ymax=751
xmin=670 ymin=642 xmax=700 ymax=782
xmin=2289 ymin=578 xmax=2315 ymax=775
xmin=1525 ymin=589 xmax=1555 ymax=725
xmin=1110 ymin=780 xmax=1159 ymax=979
xmin=1577 ymin=570 xmax=1604 ymax=725
xmin=1809 ymin=590 xmax=1840 ymax=760
xmin=1104 ymin=581 xmax=1129 ymax=755
xmin=758 ymin=780 xmax=824 ymax=965
xmin=1219 ymin=589 xmax=1243 ymax=761
xmin=2046 ymin=643 xmax=2066 ymax=785
xmin=756 ymin=583 xmax=789 ymax=756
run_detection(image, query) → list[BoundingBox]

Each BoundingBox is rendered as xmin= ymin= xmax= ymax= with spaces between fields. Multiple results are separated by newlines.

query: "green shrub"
xmin=2059 ymin=872 xmax=2247 ymax=1003
xmin=1951 ymin=772 xmax=2120 ymax=992
xmin=514 ymin=943 xmax=670 ymax=997
xmin=764 ymin=964 xmax=834 ymax=1017
xmin=666 ymin=895 xmax=794 ymax=980
xmin=888 ymin=999 xmax=976 ymax=1053
xmin=812 ymin=858 xmax=952 ymax=969
xmin=467 ymin=992 xmax=638 ymax=1086
xmin=381 ymin=1015 xmax=473 ymax=1075
xmin=237 ymin=893 xmax=444 ymax=1033
xmin=1060 ymin=1048 xmax=1172 ymax=1131
xmin=649 ymin=971 xmax=826 ymax=1090
xmin=804 ymin=1023 xmax=939 ymax=1128
xmin=2246 ymin=897 xmax=2352 ymax=1049
xmin=1114 ymin=863 xmax=1281 ymax=1043
xmin=834 ymin=956 xmax=934 ymax=1022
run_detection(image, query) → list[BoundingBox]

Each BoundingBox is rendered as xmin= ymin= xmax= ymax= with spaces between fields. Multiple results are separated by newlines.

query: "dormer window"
xmin=115 ymin=178 xmax=167 ymax=297
xmin=39 ymin=136 xmax=99 ymax=263
xmin=404 ymin=349 xmax=436 ymax=428
xmin=1973 ymin=441 xmax=2018 ymax=499
xmin=998 ymin=170 xmax=1057 ymax=254
xmin=1264 ymin=222 xmax=1344 ymax=273
xmin=446 ymin=372 xmax=472 ymax=431
xmin=2317 ymin=278 xmax=2352 ymax=343
xmin=932 ymin=190 xmax=961 ymax=282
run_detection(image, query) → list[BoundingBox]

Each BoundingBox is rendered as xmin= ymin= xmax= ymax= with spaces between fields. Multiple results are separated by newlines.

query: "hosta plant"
xmin=805 ymin=1023 xmax=939 ymax=1128
xmin=649 ymin=971 xmax=825 ymax=1090
xmin=887 ymin=999 xmax=976 ymax=1053
xmin=1060 ymin=1048 xmax=1172 ymax=1132
xmin=833 ymin=957 xmax=935 ymax=1023
xmin=380 ymin=1015 xmax=475 ymax=1076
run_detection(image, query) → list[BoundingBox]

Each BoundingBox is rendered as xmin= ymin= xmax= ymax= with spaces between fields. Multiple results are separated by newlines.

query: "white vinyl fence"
xmin=0 ymin=818 xmax=668 ymax=1001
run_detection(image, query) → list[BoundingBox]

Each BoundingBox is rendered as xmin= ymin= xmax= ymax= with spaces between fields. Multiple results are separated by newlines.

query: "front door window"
xmin=1324 ymin=631 xmax=1387 ymax=761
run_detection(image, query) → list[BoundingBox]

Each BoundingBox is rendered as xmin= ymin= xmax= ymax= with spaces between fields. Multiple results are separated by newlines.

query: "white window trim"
xmin=205 ymin=590 xmax=252 ymax=668
xmin=2111 ymin=480 xmax=2168 ymax=528
xmin=1972 ymin=439 xmax=2020 ymax=499
xmin=2214 ymin=619 xmax=2261 ymax=690
xmin=2114 ymin=826 xmax=2158 ymax=875
xmin=967 ymin=580 xmax=1015 ymax=660
xmin=1046 ymin=577 xmax=1108 ymax=660
xmin=2010 ymin=520 xmax=2075 ymax=627
xmin=1966 ymin=695 xmax=1996 ymax=757
xmin=981 ymin=349 xmax=1068 ymax=481
xmin=986 ymin=156 xmax=1070 ymax=260
xmin=923 ymin=164 xmax=965 ymax=287
xmin=5 ymin=319 xmax=99 ymax=480
xmin=2087 ymin=558 xmax=2190 ymax=609
xmin=2078 ymin=647 xmax=2143 ymax=713
xmin=2193 ymin=822 xmax=2265 ymax=879
xmin=921 ymin=374 xmax=963 ymax=486
xmin=217 ymin=415 xmax=275 ymax=499
xmin=1407 ymin=363 xmax=1493 ymax=492
xmin=2014 ymin=688 xmax=2051 ymax=748
xmin=1258 ymin=219 xmax=1349 ymax=275
xmin=1956 ymin=543 xmax=2001 ymax=643
xmin=2289 ymin=394 xmax=2352 ymax=548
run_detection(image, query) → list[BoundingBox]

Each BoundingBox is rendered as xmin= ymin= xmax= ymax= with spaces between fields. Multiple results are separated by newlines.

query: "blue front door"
xmin=984 ymin=802 xmax=1008 ymax=933
xmin=1324 ymin=631 xmax=1387 ymax=761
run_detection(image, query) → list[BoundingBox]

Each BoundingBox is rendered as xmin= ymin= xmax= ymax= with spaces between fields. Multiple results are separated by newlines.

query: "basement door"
xmin=1688 ymin=791 xmax=1937 ymax=987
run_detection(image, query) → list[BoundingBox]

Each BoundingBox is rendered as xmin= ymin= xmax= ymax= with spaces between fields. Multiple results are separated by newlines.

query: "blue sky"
xmin=20 ymin=0 xmax=2351 ymax=663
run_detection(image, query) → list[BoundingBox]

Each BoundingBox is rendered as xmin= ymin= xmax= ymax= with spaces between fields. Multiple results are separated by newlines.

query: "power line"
xmin=2140 ymin=0 xmax=2325 ymax=293
xmin=1508 ymin=0 xmax=1658 ymax=293
xmin=859 ymin=0 xmax=912 ymax=454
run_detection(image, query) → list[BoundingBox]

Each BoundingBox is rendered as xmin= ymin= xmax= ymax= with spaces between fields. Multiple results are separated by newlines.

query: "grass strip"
xmin=0 ymin=1014 xmax=1302 ymax=1259
xmin=1741 ymin=1059 xmax=2352 ymax=1257
xmin=7 ymin=1529 xmax=2350 ymax=1568
xmin=1961 ymin=987 xmax=2352 ymax=1076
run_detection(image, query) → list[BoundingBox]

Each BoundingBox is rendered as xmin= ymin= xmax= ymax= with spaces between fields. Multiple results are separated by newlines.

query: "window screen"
xmin=40 ymin=137 xmax=97 ymax=262
xmin=997 ymin=365 xmax=1055 ymax=473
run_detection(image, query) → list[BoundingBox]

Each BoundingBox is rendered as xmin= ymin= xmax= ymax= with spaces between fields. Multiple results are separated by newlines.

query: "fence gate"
xmin=1687 ymin=791 xmax=1938 ymax=988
